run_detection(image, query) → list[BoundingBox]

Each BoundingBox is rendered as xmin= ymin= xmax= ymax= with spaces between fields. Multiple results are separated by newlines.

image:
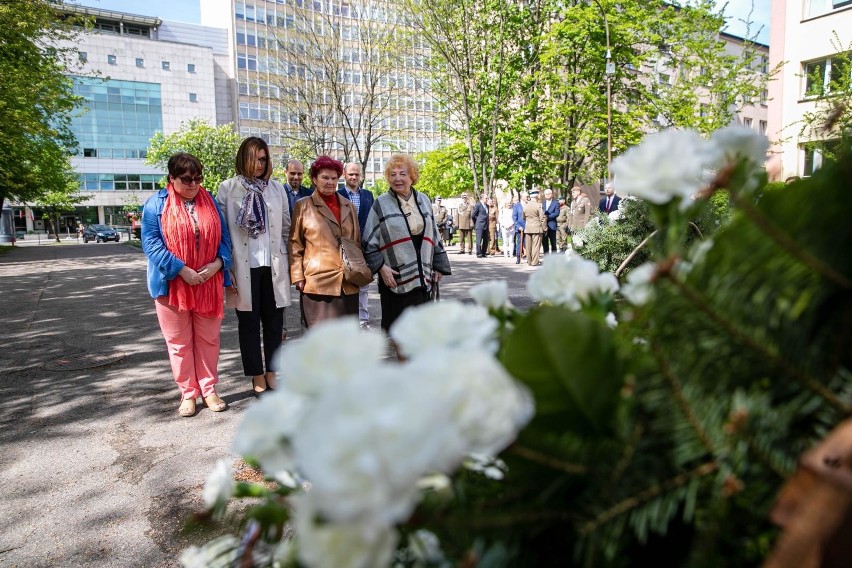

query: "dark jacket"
xmin=542 ymin=198 xmax=560 ymax=231
xmin=471 ymin=201 xmax=490 ymax=230
xmin=286 ymin=183 xmax=314 ymax=217
xmin=599 ymin=194 xmax=621 ymax=213
xmin=337 ymin=186 xmax=375 ymax=234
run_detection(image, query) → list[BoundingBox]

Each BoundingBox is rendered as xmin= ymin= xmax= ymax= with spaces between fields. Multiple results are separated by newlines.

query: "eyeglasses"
xmin=177 ymin=175 xmax=204 ymax=185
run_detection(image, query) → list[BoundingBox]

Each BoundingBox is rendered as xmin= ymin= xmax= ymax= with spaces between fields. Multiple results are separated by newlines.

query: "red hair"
xmin=309 ymin=156 xmax=343 ymax=179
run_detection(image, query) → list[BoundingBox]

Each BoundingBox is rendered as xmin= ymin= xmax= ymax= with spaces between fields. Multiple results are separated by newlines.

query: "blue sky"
xmin=76 ymin=0 xmax=770 ymax=44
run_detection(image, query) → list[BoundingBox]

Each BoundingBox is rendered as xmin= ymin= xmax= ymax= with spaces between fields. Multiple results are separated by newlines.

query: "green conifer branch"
xmin=507 ymin=445 xmax=589 ymax=474
xmin=666 ymin=274 xmax=851 ymax=414
xmin=581 ymin=462 xmax=718 ymax=535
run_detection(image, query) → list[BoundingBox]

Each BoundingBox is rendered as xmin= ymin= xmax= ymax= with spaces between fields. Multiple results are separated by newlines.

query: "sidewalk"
xmin=0 ymin=242 xmax=535 ymax=567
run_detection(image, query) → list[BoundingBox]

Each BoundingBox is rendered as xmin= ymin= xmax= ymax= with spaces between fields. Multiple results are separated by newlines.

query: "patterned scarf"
xmin=236 ymin=175 xmax=268 ymax=239
xmin=161 ymin=185 xmax=224 ymax=318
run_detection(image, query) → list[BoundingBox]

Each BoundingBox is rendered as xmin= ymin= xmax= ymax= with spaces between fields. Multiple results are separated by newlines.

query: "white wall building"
xmin=14 ymin=6 xmax=229 ymax=235
xmin=768 ymin=0 xmax=852 ymax=180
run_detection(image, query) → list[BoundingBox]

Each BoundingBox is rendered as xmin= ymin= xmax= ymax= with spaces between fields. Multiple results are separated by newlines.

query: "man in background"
xmin=284 ymin=159 xmax=314 ymax=216
xmin=454 ymin=192 xmax=474 ymax=254
xmin=433 ymin=196 xmax=449 ymax=243
xmin=599 ymin=182 xmax=621 ymax=214
xmin=337 ymin=162 xmax=375 ymax=330
xmin=541 ymin=188 xmax=560 ymax=254
xmin=471 ymin=192 xmax=490 ymax=258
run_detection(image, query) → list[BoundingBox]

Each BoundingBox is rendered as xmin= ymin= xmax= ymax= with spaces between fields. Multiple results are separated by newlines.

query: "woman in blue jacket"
xmin=141 ymin=153 xmax=233 ymax=418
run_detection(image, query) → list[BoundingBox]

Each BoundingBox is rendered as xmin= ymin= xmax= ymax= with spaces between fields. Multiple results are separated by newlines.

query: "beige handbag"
xmin=325 ymin=217 xmax=372 ymax=287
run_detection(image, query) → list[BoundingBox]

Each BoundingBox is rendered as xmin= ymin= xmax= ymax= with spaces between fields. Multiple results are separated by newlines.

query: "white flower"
xmin=293 ymin=365 xmax=463 ymax=524
xmin=606 ymin=312 xmax=618 ymax=328
xmin=202 ymin=459 xmax=235 ymax=509
xmin=180 ymin=535 xmax=240 ymax=568
xmin=273 ymin=317 xmax=387 ymax=397
xmin=232 ymin=390 xmax=310 ymax=483
xmin=691 ymin=238 xmax=715 ymax=265
xmin=470 ymin=280 xmax=511 ymax=310
xmin=572 ymin=234 xmax=585 ymax=248
xmin=611 ymin=129 xmax=719 ymax=209
xmin=711 ymin=125 xmax=769 ymax=167
xmin=464 ymin=453 xmax=508 ymax=480
xmin=528 ymin=254 xmax=619 ymax=309
xmin=408 ymin=530 xmax=446 ymax=564
xmin=620 ymin=262 xmax=657 ymax=306
xmin=294 ymin=495 xmax=398 ymax=568
xmin=390 ymin=300 xmax=498 ymax=358
xmin=608 ymin=209 xmax=623 ymax=222
xmin=407 ymin=349 xmax=534 ymax=457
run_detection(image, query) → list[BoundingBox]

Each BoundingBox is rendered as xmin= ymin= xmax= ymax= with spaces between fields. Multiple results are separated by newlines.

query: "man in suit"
xmin=599 ymin=182 xmax=621 ymax=214
xmin=454 ymin=192 xmax=474 ymax=254
xmin=284 ymin=159 xmax=314 ymax=218
xmin=512 ymin=192 xmax=527 ymax=264
xmin=432 ymin=196 xmax=449 ymax=243
xmin=523 ymin=190 xmax=546 ymax=266
xmin=337 ymin=162 xmax=375 ymax=329
xmin=541 ymin=188 xmax=560 ymax=254
xmin=470 ymin=192 xmax=490 ymax=258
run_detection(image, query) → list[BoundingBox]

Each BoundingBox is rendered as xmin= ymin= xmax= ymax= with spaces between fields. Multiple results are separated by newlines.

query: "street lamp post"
xmin=590 ymin=0 xmax=614 ymax=182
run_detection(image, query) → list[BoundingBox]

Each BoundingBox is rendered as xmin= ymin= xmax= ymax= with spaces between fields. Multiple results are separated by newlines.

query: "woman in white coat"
xmin=216 ymin=137 xmax=291 ymax=394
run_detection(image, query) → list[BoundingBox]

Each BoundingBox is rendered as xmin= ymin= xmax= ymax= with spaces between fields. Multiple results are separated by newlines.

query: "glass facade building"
xmin=69 ymin=76 xmax=163 ymax=160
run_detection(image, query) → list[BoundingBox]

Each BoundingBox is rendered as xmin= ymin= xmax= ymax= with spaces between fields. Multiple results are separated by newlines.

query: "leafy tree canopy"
xmin=146 ymin=118 xmax=242 ymax=194
xmin=0 ymin=0 xmax=86 ymax=210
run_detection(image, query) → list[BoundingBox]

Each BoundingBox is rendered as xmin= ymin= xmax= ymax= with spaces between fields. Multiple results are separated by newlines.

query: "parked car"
xmin=82 ymin=224 xmax=120 ymax=243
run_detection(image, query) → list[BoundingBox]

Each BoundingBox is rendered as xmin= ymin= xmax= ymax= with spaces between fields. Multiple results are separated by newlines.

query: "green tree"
xmin=416 ymin=143 xmax=474 ymax=200
xmin=146 ymin=119 xmax=242 ymax=193
xmin=408 ymin=0 xmax=770 ymax=192
xmin=32 ymin=168 xmax=90 ymax=243
xmin=0 ymin=0 xmax=86 ymax=211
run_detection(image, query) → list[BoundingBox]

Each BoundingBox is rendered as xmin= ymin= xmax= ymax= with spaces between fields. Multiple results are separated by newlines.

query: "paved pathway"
xmin=0 ymin=240 xmax=537 ymax=567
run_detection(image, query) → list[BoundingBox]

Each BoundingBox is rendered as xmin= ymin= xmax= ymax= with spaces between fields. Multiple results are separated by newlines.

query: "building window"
xmin=79 ymin=51 xmax=87 ymax=63
xmin=162 ymin=61 xmax=170 ymax=70
xmin=743 ymin=117 xmax=753 ymax=128
xmin=107 ymin=54 xmax=117 ymax=65
xmin=187 ymin=63 xmax=196 ymax=73
xmin=806 ymin=0 xmax=852 ymax=18
xmin=83 ymin=148 xmax=97 ymax=157
xmin=136 ymin=58 xmax=144 ymax=68
xmin=759 ymin=89 xmax=768 ymax=105
xmin=758 ymin=120 xmax=767 ymax=135
xmin=189 ymin=93 xmax=197 ymax=102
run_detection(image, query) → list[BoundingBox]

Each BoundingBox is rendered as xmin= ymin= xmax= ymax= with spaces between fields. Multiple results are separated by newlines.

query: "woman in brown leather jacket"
xmin=289 ymin=156 xmax=361 ymax=327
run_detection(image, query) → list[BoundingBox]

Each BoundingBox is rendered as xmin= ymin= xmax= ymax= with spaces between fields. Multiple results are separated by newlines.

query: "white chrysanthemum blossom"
xmin=180 ymin=535 xmax=240 ymax=568
xmin=620 ymin=262 xmax=658 ymax=306
xmin=202 ymin=459 xmax=235 ymax=509
xmin=293 ymin=366 xmax=463 ymax=524
xmin=572 ymin=234 xmax=585 ymax=248
xmin=711 ymin=125 xmax=769 ymax=168
xmin=273 ymin=317 xmax=387 ymax=397
xmin=408 ymin=349 xmax=535 ymax=457
xmin=608 ymin=209 xmax=623 ymax=222
xmin=464 ymin=453 xmax=509 ymax=480
xmin=294 ymin=495 xmax=398 ymax=568
xmin=611 ymin=129 xmax=720 ymax=209
xmin=231 ymin=390 xmax=309 ymax=483
xmin=390 ymin=300 xmax=499 ymax=357
xmin=470 ymin=280 xmax=512 ymax=310
xmin=408 ymin=530 xmax=446 ymax=565
xmin=606 ymin=312 xmax=618 ymax=328
xmin=528 ymin=254 xmax=619 ymax=309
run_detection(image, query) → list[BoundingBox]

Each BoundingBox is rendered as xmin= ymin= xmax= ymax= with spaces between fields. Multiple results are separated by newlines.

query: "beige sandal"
xmin=203 ymin=393 xmax=227 ymax=412
xmin=252 ymin=375 xmax=267 ymax=394
xmin=178 ymin=398 xmax=196 ymax=417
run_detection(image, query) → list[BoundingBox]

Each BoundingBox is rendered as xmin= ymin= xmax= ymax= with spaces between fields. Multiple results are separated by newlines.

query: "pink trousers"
xmin=155 ymin=298 xmax=222 ymax=400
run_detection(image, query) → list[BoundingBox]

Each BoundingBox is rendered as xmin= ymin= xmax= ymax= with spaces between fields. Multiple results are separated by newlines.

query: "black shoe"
xmin=476 ymin=255 xmax=484 ymax=258
xmin=515 ymin=259 xmax=520 ymax=264
xmin=457 ymin=251 xmax=465 ymax=254
xmin=468 ymin=252 xmax=472 ymax=255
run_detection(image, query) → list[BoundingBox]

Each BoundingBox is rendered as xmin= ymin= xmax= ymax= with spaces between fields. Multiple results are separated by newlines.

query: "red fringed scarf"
xmin=161 ymin=185 xmax=224 ymax=318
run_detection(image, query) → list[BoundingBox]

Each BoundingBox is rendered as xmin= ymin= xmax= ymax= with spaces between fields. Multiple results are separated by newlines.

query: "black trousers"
xmin=543 ymin=228 xmax=557 ymax=254
xmin=475 ymin=227 xmax=490 ymax=256
xmin=235 ymin=266 xmax=284 ymax=377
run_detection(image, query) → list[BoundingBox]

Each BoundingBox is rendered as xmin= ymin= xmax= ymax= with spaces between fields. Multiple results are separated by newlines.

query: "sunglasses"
xmin=176 ymin=175 xmax=204 ymax=185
